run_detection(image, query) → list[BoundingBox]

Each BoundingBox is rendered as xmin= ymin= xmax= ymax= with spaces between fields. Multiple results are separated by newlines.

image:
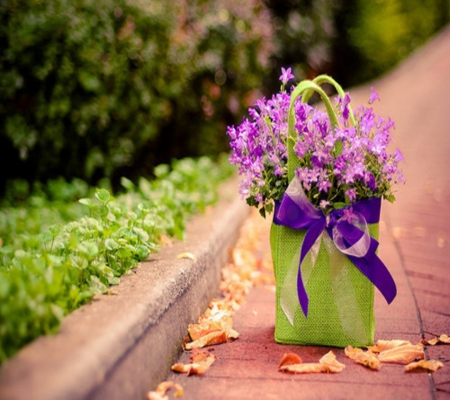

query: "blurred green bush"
xmin=0 ymin=0 xmax=273 ymax=188
xmin=332 ymin=0 xmax=450 ymax=86
xmin=265 ymin=0 xmax=449 ymax=88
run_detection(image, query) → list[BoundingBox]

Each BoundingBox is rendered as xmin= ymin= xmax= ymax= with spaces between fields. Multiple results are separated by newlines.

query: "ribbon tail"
xmin=280 ymin=254 xmax=302 ymax=326
xmin=297 ymin=219 xmax=326 ymax=316
xmin=348 ymin=238 xmax=397 ymax=304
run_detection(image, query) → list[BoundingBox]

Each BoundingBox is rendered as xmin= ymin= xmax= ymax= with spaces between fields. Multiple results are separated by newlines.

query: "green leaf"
xmin=120 ymin=177 xmax=134 ymax=191
xmin=79 ymin=198 xmax=93 ymax=207
xmin=105 ymin=238 xmax=119 ymax=251
xmin=40 ymin=232 xmax=53 ymax=243
xmin=78 ymin=241 xmax=99 ymax=259
xmin=48 ymin=224 xmax=62 ymax=237
xmin=154 ymin=164 xmax=169 ymax=178
xmin=95 ymin=189 xmax=111 ymax=204
xmin=386 ymin=194 xmax=396 ymax=203
xmin=259 ymin=207 xmax=267 ymax=219
xmin=89 ymin=275 xmax=107 ymax=294
xmin=135 ymin=244 xmax=150 ymax=260
xmin=108 ymin=276 xmax=120 ymax=285
xmin=133 ymin=227 xmax=149 ymax=243
xmin=333 ymin=202 xmax=348 ymax=210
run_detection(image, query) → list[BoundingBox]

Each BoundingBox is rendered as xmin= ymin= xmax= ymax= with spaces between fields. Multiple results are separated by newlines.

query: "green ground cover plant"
xmin=0 ymin=156 xmax=234 ymax=364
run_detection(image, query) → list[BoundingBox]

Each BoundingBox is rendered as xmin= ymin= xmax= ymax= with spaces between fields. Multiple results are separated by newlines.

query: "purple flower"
xmin=279 ymin=67 xmax=294 ymax=86
xmin=338 ymin=93 xmax=351 ymax=120
xmin=369 ymin=87 xmax=380 ymax=104
xmin=364 ymin=172 xmax=377 ymax=191
xmin=318 ymin=178 xmax=332 ymax=193
xmin=254 ymin=193 xmax=263 ymax=203
xmin=342 ymin=207 xmax=356 ymax=223
xmin=227 ymin=69 xmax=404 ymax=215
xmin=345 ymin=188 xmax=357 ymax=201
xmin=320 ymin=200 xmax=330 ymax=209
xmin=394 ymin=148 xmax=404 ymax=162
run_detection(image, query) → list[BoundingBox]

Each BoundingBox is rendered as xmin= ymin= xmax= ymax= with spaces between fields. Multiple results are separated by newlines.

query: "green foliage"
xmin=264 ymin=0 xmax=449 ymax=89
xmin=0 ymin=156 xmax=234 ymax=364
xmin=338 ymin=0 xmax=450 ymax=82
xmin=0 ymin=0 xmax=274 ymax=186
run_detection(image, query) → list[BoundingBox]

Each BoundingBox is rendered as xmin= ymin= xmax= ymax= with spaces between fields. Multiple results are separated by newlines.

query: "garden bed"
xmin=0 ymin=177 xmax=249 ymax=400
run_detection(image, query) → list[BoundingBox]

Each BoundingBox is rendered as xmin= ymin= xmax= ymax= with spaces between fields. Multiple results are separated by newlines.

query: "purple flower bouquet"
xmin=227 ymin=70 xmax=404 ymax=347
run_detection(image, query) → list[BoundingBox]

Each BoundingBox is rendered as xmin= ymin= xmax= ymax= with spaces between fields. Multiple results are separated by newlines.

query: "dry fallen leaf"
xmin=171 ymin=349 xmax=216 ymax=376
xmin=405 ymin=359 xmax=444 ymax=373
xmin=278 ymin=353 xmax=302 ymax=368
xmin=319 ymin=351 xmax=346 ymax=373
xmin=188 ymin=310 xmax=230 ymax=341
xmin=177 ymin=252 xmax=196 ymax=261
xmin=377 ymin=343 xmax=424 ymax=364
xmin=367 ymin=339 xmax=412 ymax=353
xmin=147 ymin=381 xmax=183 ymax=400
xmin=422 ymin=334 xmax=450 ymax=346
xmin=191 ymin=348 xmax=216 ymax=365
xmin=185 ymin=331 xmax=228 ymax=350
xmin=279 ymin=362 xmax=327 ymax=374
xmin=184 ymin=299 xmax=239 ymax=349
xmin=345 ymin=345 xmax=381 ymax=370
xmin=171 ymin=362 xmax=207 ymax=375
xmin=279 ymin=351 xmax=345 ymax=374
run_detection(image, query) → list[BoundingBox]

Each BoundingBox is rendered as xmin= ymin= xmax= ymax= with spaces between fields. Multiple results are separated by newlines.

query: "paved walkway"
xmin=159 ymin=26 xmax=450 ymax=399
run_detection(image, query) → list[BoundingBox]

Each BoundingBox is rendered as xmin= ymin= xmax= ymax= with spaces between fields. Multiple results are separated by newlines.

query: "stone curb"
xmin=0 ymin=177 xmax=249 ymax=400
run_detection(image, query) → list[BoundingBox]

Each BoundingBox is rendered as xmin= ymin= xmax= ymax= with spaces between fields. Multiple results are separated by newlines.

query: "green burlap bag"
xmin=270 ymin=76 xmax=378 ymax=347
xmin=270 ymin=223 xmax=377 ymax=347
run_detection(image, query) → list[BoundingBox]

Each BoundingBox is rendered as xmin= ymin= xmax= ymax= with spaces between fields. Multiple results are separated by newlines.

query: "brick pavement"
xmin=158 ymin=26 xmax=450 ymax=400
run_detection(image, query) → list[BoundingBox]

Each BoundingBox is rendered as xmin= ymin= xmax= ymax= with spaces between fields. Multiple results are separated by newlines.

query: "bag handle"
xmin=287 ymin=75 xmax=354 ymax=181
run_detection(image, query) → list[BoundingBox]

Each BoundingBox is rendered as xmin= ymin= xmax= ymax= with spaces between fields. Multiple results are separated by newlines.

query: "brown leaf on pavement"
xmin=279 ymin=351 xmax=345 ymax=374
xmin=171 ymin=349 xmax=216 ymax=376
xmin=185 ymin=331 xmax=228 ymax=350
xmin=279 ymin=362 xmax=327 ymax=374
xmin=319 ymin=351 xmax=346 ymax=373
xmin=185 ymin=300 xmax=239 ymax=349
xmin=345 ymin=345 xmax=381 ymax=370
xmin=187 ymin=310 xmax=231 ymax=341
xmin=147 ymin=381 xmax=184 ymax=400
xmin=278 ymin=352 xmax=302 ymax=368
xmin=190 ymin=348 xmax=217 ymax=366
xmin=367 ymin=339 xmax=412 ymax=353
xmin=177 ymin=252 xmax=196 ymax=261
xmin=171 ymin=362 xmax=208 ymax=375
xmin=377 ymin=343 xmax=424 ymax=364
xmin=405 ymin=359 xmax=444 ymax=372
xmin=422 ymin=334 xmax=450 ymax=346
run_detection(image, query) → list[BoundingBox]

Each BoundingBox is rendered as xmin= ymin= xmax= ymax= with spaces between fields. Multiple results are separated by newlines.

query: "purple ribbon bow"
xmin=273 ymin=179 xmax=397 ymax=317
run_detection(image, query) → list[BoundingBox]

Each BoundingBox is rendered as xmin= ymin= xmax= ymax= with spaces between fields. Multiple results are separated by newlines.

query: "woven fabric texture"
xmin=270 ymin=222 xmax=378 ymax=348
